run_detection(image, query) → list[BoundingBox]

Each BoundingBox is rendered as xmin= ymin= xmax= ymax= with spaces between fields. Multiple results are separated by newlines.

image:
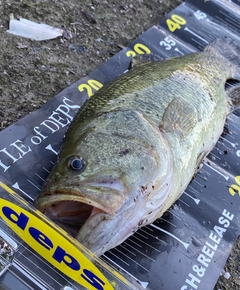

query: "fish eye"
xmin=68 ymin=156 xmax=86 ymax=171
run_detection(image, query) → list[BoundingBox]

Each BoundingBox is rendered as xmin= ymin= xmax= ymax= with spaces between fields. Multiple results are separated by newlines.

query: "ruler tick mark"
xmin=150 ymin=224 xmax=189 ymax=249
xmin=184 ymin=27 xmax=208 ymax=43
xmin=183 ymin=191 xmax=201 ymax=205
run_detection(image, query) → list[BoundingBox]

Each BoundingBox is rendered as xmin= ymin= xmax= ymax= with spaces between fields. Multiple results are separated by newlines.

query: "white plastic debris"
xmin=7 ymin=17 xmax=64 ymax=41
xmin=223 ymin=271 xmax=231 ymax=279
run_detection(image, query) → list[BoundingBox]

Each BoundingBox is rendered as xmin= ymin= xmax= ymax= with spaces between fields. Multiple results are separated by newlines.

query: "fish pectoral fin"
xmin=194 ymin=150 xmax=209 ymax=176
xmin=226 ymin=80 xmax=240 ymax=113
xmin=161 ymin=97 xmax=197 ymax=139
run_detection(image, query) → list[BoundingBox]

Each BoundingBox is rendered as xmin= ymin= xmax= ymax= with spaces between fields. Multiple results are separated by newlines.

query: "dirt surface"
xmin=0 ymin=0 xmax=239 ymax=289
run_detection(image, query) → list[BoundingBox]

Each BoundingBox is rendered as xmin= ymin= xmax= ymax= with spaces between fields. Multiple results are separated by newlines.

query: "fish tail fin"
xmin=204 ymin=37 xmax=240 ymax=80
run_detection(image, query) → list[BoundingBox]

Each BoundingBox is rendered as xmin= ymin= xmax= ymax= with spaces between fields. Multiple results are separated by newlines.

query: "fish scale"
xmin=70 ymin=54 xmax=226 ymax=130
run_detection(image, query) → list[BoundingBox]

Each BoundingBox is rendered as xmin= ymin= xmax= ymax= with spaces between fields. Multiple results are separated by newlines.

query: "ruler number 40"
xmin=166 ymin=14 xmax=186 ymax=32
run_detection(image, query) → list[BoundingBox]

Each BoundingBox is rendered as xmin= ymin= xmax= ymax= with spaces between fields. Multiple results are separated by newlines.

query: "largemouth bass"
xmin=35 ymin=38 xmax=240 ymax=256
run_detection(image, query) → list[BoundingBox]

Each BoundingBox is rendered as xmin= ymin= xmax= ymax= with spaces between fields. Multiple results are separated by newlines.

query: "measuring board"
xmin=0 ymin=0 xmax=240 ymax=289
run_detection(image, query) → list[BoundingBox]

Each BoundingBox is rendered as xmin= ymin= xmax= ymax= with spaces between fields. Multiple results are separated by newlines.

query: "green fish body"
xmin=35 ymin=38 xmax=240 ymax=256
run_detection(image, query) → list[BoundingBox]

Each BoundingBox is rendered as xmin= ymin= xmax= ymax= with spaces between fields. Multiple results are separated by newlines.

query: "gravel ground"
xmin=0 ymin=0 xmax=239 ymax=289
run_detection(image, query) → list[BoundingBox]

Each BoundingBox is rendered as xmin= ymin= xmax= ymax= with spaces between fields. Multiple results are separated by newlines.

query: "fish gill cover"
xmin=0 ymin=0 xmax=240 ymax=289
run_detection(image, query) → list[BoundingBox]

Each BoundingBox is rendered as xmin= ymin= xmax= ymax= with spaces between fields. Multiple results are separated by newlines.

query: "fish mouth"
xmin=35 ymin=184 xmax=125 ymax=237
xmin=36 ymin=193 xmax=107 ymax=237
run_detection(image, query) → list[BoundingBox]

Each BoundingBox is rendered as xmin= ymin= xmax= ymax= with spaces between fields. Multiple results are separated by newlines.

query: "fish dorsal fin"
xmin=161 ymin=97 xmax=197 ymax=139
xmin=129 ymin=53 xmax=163 ymax=69
xmin=226 ymin=81 xmax=240 ymax=113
